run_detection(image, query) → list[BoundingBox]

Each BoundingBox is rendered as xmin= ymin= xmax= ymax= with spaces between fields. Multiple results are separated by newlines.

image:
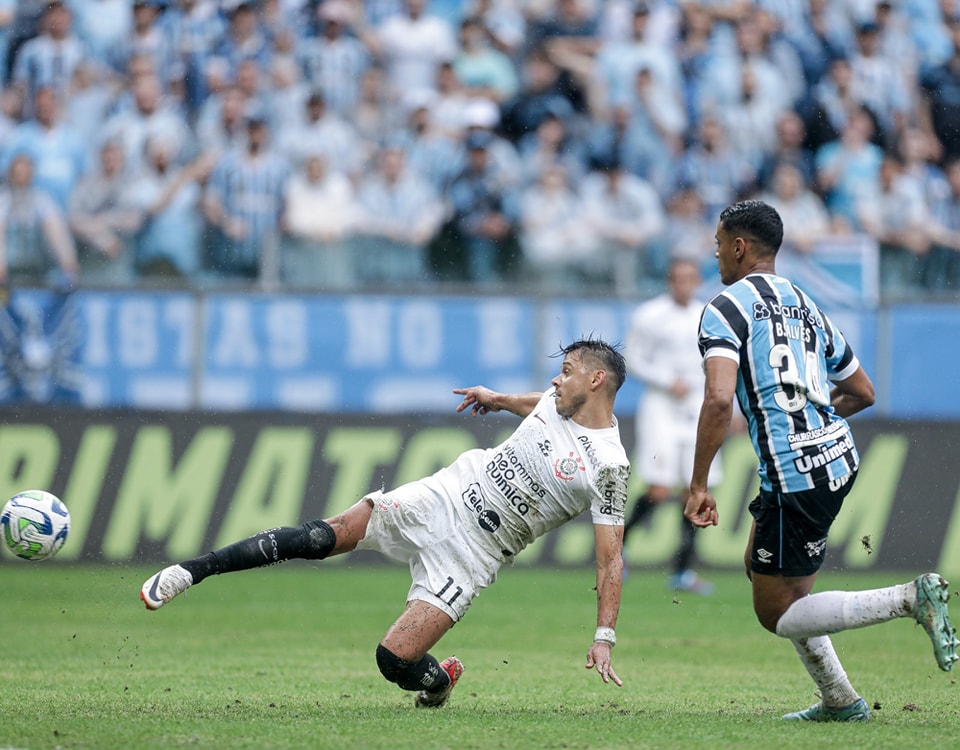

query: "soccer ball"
xmin=1 ymin=490 xmax=70 ymax=561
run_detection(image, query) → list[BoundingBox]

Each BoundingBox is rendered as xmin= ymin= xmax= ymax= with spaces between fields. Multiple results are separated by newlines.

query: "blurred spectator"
xmin=754 ymin=109 xmax=815 ymax=193
xmin=69 ymin=139 xmax=140 ymax=284
xmin=695 ymin=11 xmax=801 ymax=122
xmin=718 ymin=64 xmax=783 ymax=180
xmin=281 ymin=151 xmax=358 ymax=289
xmin=127 ymin=137 xmax=212 ymax=280
xmin=0 ymin=153 xmax=78 ymax=286
xmin=112 ymin=0 xmax=177 ymax=88
xmin=0 ymin=0 xmax=17 ymax=84
xmin=452 ymin=97 xmax=523 ymax=188
xmin=350 ymin=65 xmax=393 ymax=153
xmin=628 ymin=63 xmax=686 ymax=155
xmin=919 ymin=14 xmax=960 ymax=164
xmin=209 ymin=0 xmax=273 ymax=83
xmin=160 ymin=0 xmax=226 ymax=115
xmin=661 ymin=185 xmax=717 ymax=281
xmin=195 ymin=83 xmax=248 ymax=157
xmin=675 ymin=115 xmax=753 ymax=222
xmin=529 ymin=0 xmax=600 ymax=60
xmin=927 ymin=156 xmax=960 ymax=292
xmin=298 ymin=1 xmax=370 ymax=117
xmin=10 ymin=0 xmax=85 ymax=117
xmin=756 ymin=161 xmax=832 ymax=254
xmin=579 ymin=158 xmax=666 ymax=295
xmin=69 ymin=0 xmax=131 ymax=71
xmin=898 ymin=125 xmax=950 ymax=207
xmin=429 ymin=60 xmax=471 ymax=138
xmin=499 ymin=46 xmax=577 ymax=143
xmin=673 ymin=2 xmax=714 ymax=129
xmin=391 ymin=93 xmax=462 ymax=194
xmin=2 ymin=86 xmax=89 ymax=212
xmin=848 ymin=20 xmax=910 ymax=144
xmin=277 ymin=89 xmax=363 ymax=180
xmin=592 ymin=2 xmax=684 ymax=125
xmin=445 ymin=129 xmax=520 ymax=285
xmin=814 ymin=104 xmax=884 ymax=231
xmin=363 ymin=0 xmax=458 ymax=106
xmin=453 ymin=16 xmax=518 ymax=103
xmin=778 ymin=0 xmax=853 ymax=88
xmin=203 ymin=114 xmax=290 ymax=281
xmin=463 ymin=0 xmax=526 ymax=60
xmin=353 ymin=146 xmax=444 ymax=286
xmin=856 ymin=151 xmax=931 ymax=297
xmin=585 ymin=103 xmax=673 ymax=196
xmin=516 ymin=110 xmax=586 ymax=188
xmin=63 ymin=60 xmax=117 ymax=148
xmin=518 ymin=162 xmax=594 ymax=290
xmin=102 ymin=72 xmax=195 ymax=175
xmin=264 ymin=54 xmax=308 ymax=136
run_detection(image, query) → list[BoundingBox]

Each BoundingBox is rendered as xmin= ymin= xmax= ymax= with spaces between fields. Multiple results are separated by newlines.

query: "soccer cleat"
xmin=668 ymin=569 xmax=715 ymax=596
xmin=782 ymin=698 xmax=871 ymax=722
xmin=913 ymin=573 xmax=960 ymax=671
xmin=140 ymin=564 xmax=194 ymax=610
xmin=414 ymin=656 xmax=464 ymax=708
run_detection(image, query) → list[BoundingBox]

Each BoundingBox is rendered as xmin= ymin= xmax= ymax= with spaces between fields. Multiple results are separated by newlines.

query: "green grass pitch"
xmin=0 ymin=563 xmax=957 ymax=749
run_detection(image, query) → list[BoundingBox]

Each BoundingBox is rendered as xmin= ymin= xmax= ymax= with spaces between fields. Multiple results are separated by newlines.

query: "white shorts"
xmin=636 ymin=393 xmax=722 ymax=488
xmin=355 ymin=486 xmax=502 ymax=621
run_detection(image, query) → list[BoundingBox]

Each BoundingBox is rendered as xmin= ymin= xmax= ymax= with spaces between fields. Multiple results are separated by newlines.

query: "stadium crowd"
xmin=1 ymin=0 xmax=960 ymax=299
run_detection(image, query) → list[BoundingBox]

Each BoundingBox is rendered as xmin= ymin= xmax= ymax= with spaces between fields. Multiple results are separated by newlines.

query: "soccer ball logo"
xmin=1 ymin=490 xmax=70 ymax=561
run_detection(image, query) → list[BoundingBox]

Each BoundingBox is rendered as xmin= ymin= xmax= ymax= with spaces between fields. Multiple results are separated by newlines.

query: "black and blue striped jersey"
xmin=699 ymin=273 xmax=861 ymax=493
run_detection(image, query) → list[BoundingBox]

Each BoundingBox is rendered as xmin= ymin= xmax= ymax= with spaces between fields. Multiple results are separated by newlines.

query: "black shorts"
xmin=748 ymin=471 xmax=858 ymax=577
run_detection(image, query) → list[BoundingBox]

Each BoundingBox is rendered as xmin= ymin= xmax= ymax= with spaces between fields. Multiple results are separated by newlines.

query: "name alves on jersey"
xmin=753 ymin=300 xmax=823 ymax=343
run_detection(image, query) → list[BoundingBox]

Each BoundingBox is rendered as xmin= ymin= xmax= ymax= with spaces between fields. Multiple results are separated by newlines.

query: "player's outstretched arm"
xmin=453 ymin=387 xmax=542 ymax=418
xmin=585 ymin=523 xmax=623 ymax=687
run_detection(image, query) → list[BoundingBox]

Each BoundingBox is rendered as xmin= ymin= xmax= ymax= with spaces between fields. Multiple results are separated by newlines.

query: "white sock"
xmin=792 ymin=636 xmax=861 ymax=709
xmin=775 ymin=583 xmax=916 ymax=639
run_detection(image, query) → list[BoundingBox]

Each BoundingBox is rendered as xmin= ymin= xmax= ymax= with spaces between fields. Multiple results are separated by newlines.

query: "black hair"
xmin=719 ymin=200 xmax=784 ymax=256
xmin=555 ymin=337 xmax=626 ymax=392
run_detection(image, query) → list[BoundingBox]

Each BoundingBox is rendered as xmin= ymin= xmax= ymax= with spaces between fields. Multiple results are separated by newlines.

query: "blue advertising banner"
xmin=199 ymin=294 xmax=541 ymax=412
xmin=0 ymin=287 xmax=920 ymax=417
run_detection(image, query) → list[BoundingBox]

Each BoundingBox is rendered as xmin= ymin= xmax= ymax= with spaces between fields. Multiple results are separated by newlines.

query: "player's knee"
xmin=300 ymin=519 xmax=336 ymax=559
xmin=375 ymin=644 xmax=409 ymax=685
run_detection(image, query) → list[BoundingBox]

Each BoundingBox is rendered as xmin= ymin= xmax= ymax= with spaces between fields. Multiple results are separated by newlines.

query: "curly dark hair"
xmin=719 ymin=200 xmax=784 ymax=256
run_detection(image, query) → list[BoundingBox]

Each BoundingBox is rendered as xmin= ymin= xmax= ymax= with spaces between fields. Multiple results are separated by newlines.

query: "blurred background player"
xmin=622 ymin=258 xmax=720 ymax=594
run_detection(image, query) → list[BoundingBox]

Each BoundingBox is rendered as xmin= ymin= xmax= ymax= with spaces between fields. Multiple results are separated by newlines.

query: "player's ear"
xmin=592 ymin=368 xmax=606 ymax=391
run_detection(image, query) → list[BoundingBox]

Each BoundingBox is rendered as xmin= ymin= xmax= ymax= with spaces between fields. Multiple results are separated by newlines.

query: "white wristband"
xmin=594 ymin=626 xmax=616 ymax=647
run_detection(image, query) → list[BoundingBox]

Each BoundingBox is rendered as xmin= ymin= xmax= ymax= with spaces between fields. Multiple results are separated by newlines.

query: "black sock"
xmin=674 ymin=513 xmax=697 ymax=573
xmin=622 ymin=493 xmax=656 ymax=543
xmin=180 ymin=519 xmax=336 ymax=584
xmin=376 ymin=645 xmax=448 ymax=692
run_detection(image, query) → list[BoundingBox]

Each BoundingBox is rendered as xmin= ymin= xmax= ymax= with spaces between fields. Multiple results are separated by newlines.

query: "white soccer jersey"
xmin=626 ymin=292 xmax=706 ymax=418
xmin=627 ymin=292 xmax=722 ymax=487
xmin=424 ymin=389 xmax=628 ymax=560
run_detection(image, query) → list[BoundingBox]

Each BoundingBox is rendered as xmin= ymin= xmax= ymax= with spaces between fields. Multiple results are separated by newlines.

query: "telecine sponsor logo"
xmin=462 ymin=482 xmax=501 ymax=532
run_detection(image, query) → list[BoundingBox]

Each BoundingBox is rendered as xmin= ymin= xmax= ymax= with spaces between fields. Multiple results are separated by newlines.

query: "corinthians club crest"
xmin=554 ymin=451 xmax=585 ymax=481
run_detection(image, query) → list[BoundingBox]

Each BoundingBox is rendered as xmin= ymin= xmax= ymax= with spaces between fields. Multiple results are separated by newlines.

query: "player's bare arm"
xmin=453 ymin=386 xmax=543 ymax=418
xmin=586 ymin=522 xmax=623 ymax=686
xmin=829 ymin=365 xmax=876 ymax=418
xmin=687 ymin=356 xmax=737 ymax=527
